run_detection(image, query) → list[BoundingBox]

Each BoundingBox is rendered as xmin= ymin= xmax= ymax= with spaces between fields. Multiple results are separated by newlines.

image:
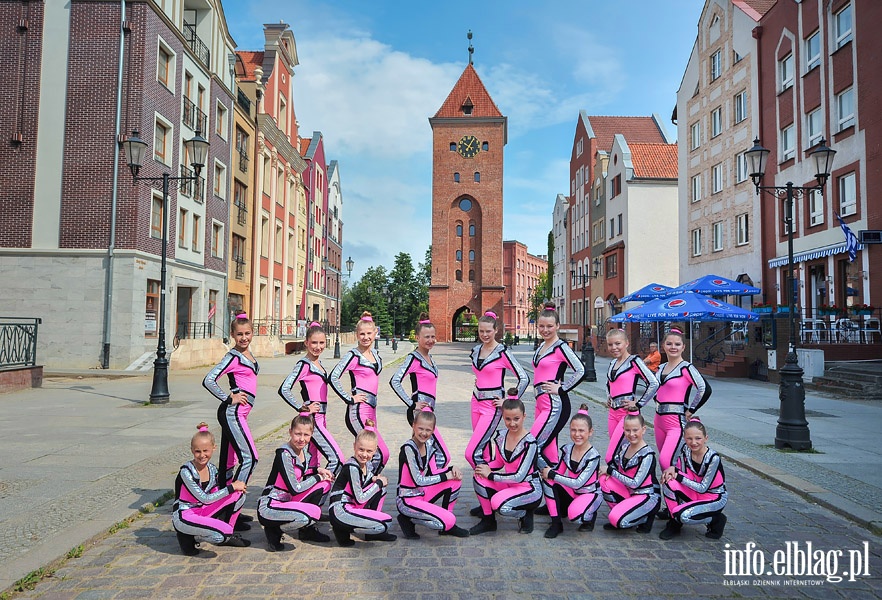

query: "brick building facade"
xmin=502 ymin=241 xmax=546 ymax=340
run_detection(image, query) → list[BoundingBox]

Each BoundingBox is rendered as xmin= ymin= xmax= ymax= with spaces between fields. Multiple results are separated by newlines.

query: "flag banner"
xmin=836 ymin=213 xmax=859 ymax=262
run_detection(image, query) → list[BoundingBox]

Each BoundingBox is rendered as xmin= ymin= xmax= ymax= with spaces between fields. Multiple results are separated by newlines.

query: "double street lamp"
xmin=746 ymin=136 xmax=836 ymax=450
xmin=122 ymin=129 xmax=210 ymax=404
xmin=571 ymin=257 xmax=602 ymax=382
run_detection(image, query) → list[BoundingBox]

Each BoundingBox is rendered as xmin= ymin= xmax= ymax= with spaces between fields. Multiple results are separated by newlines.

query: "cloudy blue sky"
xmin=224 ymin=0 xmax=705 ymax=279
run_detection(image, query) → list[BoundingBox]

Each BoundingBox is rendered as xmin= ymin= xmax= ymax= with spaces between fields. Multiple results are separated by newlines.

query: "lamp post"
xmin=122 ymin=129 xmax=210 ymax=404
xmin=323 ymin=256 xmax=343 ymax=359
xmin=340 ymin=256 xmax=354 ymax=357
xmin=571 ymin=257 xmax=601 ymax=381
xmin=383 ymin=285 xmax=391 ymax=346
xmin=746 ymin=137 xmax=836 ymax=450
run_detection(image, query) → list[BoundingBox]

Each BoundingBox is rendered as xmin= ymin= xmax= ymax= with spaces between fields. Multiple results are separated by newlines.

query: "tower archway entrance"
xmin=452 ymin=305 xmax=478 ymax=343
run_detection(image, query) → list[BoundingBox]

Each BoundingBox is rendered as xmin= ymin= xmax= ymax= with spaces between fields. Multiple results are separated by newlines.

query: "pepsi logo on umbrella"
xmin=712 ymin=279 xmax=729 ymax=286
xmin=665 ymin=299 xmax=687 ymax=309
xmin=705 ymin=299 xmax=725 ymax=308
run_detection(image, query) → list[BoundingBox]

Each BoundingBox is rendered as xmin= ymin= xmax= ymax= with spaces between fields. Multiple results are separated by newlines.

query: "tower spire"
xmin=467 ymin=30 xmax=474 ymax=65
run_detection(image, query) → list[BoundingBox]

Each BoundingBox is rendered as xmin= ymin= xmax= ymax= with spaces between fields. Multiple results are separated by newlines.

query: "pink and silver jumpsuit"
xmin=662 ymin=445 xmax=727 ymax=526
xmin=473 ymin=430 xmax=543 ymax=519
xmin=544 ymin=443 xmax=603 ymax=527
xmin=396 ymin=437 xmax=462 ymax=533
xmin=531 ymin=340 xmax=585 ymax=468
xmin=466 ymin=343 xmax=529 ymax=468
xmin=203 ymin=349 xmax=259 ymax=486
xmin=279 ymin=358 xmax=344 ymax=476
xmin=604 ymin=355 xmax=659 ymax=463
xmin=329 ymin=348 xmax=389 ymax=473
xmin=328 ymin=457 xmax=393 ymax=536
xmin=654 ymin=361 xmax=707 ymax=470
xmin=600 ymin=440 xmax=660 ymax=529
xmin=390 ymin=351 xmax=450 ymax=468
xmin=257 ymin=443 xmax=331 ymax=531
xmin=172 ymin=461 xmax=245 ymax=545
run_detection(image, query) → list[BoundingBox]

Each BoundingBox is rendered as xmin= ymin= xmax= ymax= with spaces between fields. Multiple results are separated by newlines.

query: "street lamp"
xmin=122 ymin=129 xmax=209 ymax=404
xmin=746 ymin=136 xmax=836 ymax=450
xmin=571 ymin=257 xmax=602 ymax=381
xmin=340 ymin=256 xmax=354 ymax=357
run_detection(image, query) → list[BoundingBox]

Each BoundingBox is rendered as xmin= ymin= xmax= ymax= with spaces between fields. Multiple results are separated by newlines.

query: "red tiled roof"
xmin=733 ymin=0 xmax=776 ymax=21
xmin=299 ymin=137 xmax=311 ymax=157
xmin=628 ymin=143 xmax=679 ymax=179
xmin=237 ymin=51 xmax=264 ymax=80
xmin=585 ymin=115 xmax=665 ymax=152
xmin=434 ymin=64 xmax=503 ymax=119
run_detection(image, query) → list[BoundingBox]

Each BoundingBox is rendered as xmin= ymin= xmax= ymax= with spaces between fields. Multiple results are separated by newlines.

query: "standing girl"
xmin=654 ymin=328 xmax=708 ymax=471
xmin=540 ymin=405 xmax=603 ymax=538
xmin=390 ymin=313 xmax=450 ymax=465
xmin=172 ymin=423 xmax=249 ymax=555
xmin=531 ymin=302 xmax=585 ymax=470
xmin=328 ymin=422 xmax=397 ymax=546
xmin=465 ymin=310 xmax=529 ymax=469
xmin=470 ymin=391 xmax=544 ymax=535
xmin=599 ymin=412 xmax=660 ymax=533
xmin=329 ymin=311 xmax=389 ymax=473
xmin=396 ymin=410 xmax=470 ymax=539
xmin=203 ymin=313 xmax=259 ymax=487
xmin=604 ymin=328 xmax=658 ymax=463
xmin=659 ymin=418 xmax=727 ymax=540
xmin=278 ymin=322 xmax=344 ymax=476
xmin=257 ymin=414 xmax=334 ymax=551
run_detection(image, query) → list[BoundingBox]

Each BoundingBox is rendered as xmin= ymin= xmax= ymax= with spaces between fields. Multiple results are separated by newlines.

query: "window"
xmin=839 ymin=172 xmax=856 ymax=216
xmin=157 ymin=40 xmax=174 ymax=89
xmin=260 ymin=215 xmax=269 ymax=256
xmin=711 ymin=107 xmax=722 ymax=137
xmin=809 ymin=189 xmax=824 ymax=226
xmin=617 ymin=213 xmax=623 ymax=236
xmin=807 ymin=108 xmax=823 ymax=147
xmin=151 ymin=193 xmax=163 ymax=239
xmin=734 ymin=91 xmax=747 ymax=124
xmin=468 ymin=269 xmax=475 ymax=282
xmin=605 ymin=254 xmax=617 ymax=277
xmin=691 ymin=174 xmax=702 ymax=202
xmin=805 ymin=31 xmax=821 ymax=71
xmin=712 ymin=221 xmax=724 ymax=251
xmin=211 ymin=222 xmax=223 ymax=257
xmin=278 ymin=95 xmax=288 ymax=134
xmin=459 ymin=198 xmax=472 ymax=211
xmin=274 ymin=221 xmax=283 ymax=263
xmin=456 ymin=224 xmax=463 ymax=237
xmin=455 ymin=269 xmax=462 ymax=281
xmin=178 ymin=208 xmax=188 ymax=248
xmin=712 ymin=163 xmax=723 ymax=193
xmin=153 ymin=119 xmax=171 ymax=164
xmin=469 ymin=223 xmax=475 ymax=236
xmin=780 ymin=54 xmax=794 ymax=90
xmin=692 ymin=228 xmax=703 ymax=256
xmin=735 ymin=152 xmax=749 ymax=183
xmin=736 ymin=214 xmax=749 ymax=245
xmin=456 ymin=250 xmax=462 ymax=261
xmin=216 ymin=102 xmax=227 ymax=138
xmin=610 ymin=174 xmax=622 ymax=198
xmin=781 ymin=125 xmax=795 ymax=161
xmin=469 ymin=250 xmax=475 ymax=262
xmin=576 ymin=138 xmax=583 ymax=157
xmin=474 ymin=172 xmax=480 ymax=182
xmin=287 ymin=230 xmax=295 ymax=266
xmin=192 ymin=215 xmax=201 ymax=252
xmin=609 ymin=218 xmax=615 ymax=238
xmin=733 ymin=49 xmax=743 ymax=63
xmin=835 ymin=4 xmax=852 ymax=49
xmin=710 ymin=49 xmax=721 ymax=81
xmin=836 ymin=87 xmax=854 ymax=131
xmin=450 ymin=142 xmax=456 ymax=152
xmin=214 ymin=161 xmax=226 ymax=199
xmin=453 ymin=172 xmax=460 ymax=183
xmin=690 ymin=122 xmax=701 ymax=150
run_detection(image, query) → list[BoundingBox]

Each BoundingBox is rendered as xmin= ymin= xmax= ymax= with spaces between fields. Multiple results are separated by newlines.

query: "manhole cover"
xmin=754 ymin=408 xmax=836 ymax=418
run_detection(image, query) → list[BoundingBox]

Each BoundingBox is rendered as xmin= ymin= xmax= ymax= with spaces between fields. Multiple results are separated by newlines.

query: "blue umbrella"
xmin=668 ymin=274 xmax=760 ymax=297
xmin=609 ymin=292 xmax=759 ymax=323
xmin=619 ymin=283 xmax=674 ymax=303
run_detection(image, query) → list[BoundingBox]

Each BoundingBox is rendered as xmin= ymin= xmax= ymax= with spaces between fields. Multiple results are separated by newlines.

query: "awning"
xmin=768 ymin=241 xmax=864 ymax=268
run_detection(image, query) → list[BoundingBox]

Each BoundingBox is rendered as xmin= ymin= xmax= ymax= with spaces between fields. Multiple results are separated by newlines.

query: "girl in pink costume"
xmin=659 ymin=418 xmax=727 ymax=540
xmin=600 ymin=412 xmax=660 ymax=533
xmin=531 ymin=302 xmax=585 ymax=469
xmin=390 ymin=313 xmax=450 ymax=466
xmin=258 ymin=414 xmax=334 ymax=551
xmin=604 ymin=328 xmax=658 ymax=463
xmin=279 ymin=322 xmax=344 ymax=476
xmin=203 ymin=313 xmax=259 ymax=487
xmin=173 ymin=423 xmax=249 ymax=555
xmin=654 ymin=328 xmax=708 ymax=471
xmin=540 ymin=404 xmax=603 ymax=538
xmin=465 ymin=310 xmax=529 ymax=469
xmin=328 ymin=422 xmax=397 ymax=546
xmin=470 ymin=392 xmax=544 ymax=536
xmin=396 ymin=410 xmax=470 ymax=539
xmin=330 ymin=311 xmax=389 ymax=473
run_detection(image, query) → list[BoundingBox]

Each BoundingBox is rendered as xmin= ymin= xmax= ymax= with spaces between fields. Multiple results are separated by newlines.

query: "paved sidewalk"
xmin=2 ymin=343 xmax=881 ymax=598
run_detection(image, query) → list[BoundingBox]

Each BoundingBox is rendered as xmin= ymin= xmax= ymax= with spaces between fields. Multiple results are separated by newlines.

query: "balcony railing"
xmin=182 ymin=96 xmax=208 ymax=134
xmin=237 ymin=89 xmax=251 ymax=116
xmin=0 ymin=317 xmax=41 ymax=368
xmin=183 ymin=21 xmax=210 ymax=67
xmin=234 ymin=200 xmax=247 ymax=225
xmin=179 ymin=164 xmax=205 ymax=203
xmin=234 ymin=256 xmax=245 ymax=279
xmin=237 ymin=147 xmax=249 ymax=173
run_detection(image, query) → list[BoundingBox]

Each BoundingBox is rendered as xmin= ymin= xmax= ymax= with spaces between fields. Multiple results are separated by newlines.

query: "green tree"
xmin=389 ymin=252 xmax=421 ymax=336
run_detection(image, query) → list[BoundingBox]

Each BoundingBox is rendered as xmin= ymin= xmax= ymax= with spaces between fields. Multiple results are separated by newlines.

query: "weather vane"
xmin=468 ymin=30 xmax=474 ymax=65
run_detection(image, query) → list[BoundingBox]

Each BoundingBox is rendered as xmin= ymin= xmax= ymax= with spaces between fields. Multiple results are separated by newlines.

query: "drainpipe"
xmin=102 ymin=0 xmax=126 ymax=369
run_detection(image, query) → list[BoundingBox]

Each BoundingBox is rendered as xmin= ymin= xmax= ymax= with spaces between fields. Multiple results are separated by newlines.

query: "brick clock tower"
xmin=428 ymin=64 xmax=507 ymax=341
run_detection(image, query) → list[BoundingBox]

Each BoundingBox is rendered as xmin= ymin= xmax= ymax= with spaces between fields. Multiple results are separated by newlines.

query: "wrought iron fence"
xmin=182 ymin=96 xmax=208 ymax=134
xmin=183 ymin=21 xmax=210 ymax=66
xmin=179 ymin=164 xmax=205 ymax=202
xmin=0 ymin=317 xmax=41 ymax=368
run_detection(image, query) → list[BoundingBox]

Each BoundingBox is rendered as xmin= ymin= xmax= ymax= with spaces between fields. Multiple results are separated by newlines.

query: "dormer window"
xmin=461 ymin=98 xmax=474 ymax=116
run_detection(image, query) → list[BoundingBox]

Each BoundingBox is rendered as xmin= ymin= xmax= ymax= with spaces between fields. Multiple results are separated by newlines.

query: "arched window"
xmin=455 ymin=269 xmax=462 ymax=281
xmin=469 ymin=222 xmax=476 ymax=236
xmin=469 ymin=250 xmax=475 ymax=262
xmin=456 ymin=224 xmax=463 ymax=237
xmin=456 ymin=250 xmax=462 ymax=261
xmin=474 ymin=172 xmax=480 ymax=182
xmin=482 ymin=141 xmax=489 ymax=151
xmin=454 ymin=172 xmax=460 ymax=183
xmin=450 ymin=142 xmax=457 ymax=151
xmin=468 ymin=269 xmax=475 ymax=282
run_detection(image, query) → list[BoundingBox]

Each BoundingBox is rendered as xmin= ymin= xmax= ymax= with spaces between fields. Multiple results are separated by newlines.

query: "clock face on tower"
xmin=457 ymin=135 xmax=480 ymax=158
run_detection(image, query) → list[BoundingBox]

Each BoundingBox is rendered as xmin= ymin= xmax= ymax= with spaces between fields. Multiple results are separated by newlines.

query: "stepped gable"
xmin=628 ymin=143 xmax=679 ymax=179
xmin=433 ymin=63 xmax=503 ymax=119
xmin=586 ymin=115 xmax=665 ymax=151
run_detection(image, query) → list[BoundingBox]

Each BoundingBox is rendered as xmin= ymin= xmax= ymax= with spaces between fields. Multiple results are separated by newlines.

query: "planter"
xmin=775 ymin=306 xmax=790 ymax=313
xmin=819 ymin=309 xmax=842 ymax=316
xmin=850 ymin=310 xmax=872 ymax=316
xmin=754 ymin=307 xmax=773 ymax=314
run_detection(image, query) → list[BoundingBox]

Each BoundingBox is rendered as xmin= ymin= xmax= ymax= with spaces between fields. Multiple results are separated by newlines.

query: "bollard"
xmin=581 ymin=341 xmax=597 ymax=382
